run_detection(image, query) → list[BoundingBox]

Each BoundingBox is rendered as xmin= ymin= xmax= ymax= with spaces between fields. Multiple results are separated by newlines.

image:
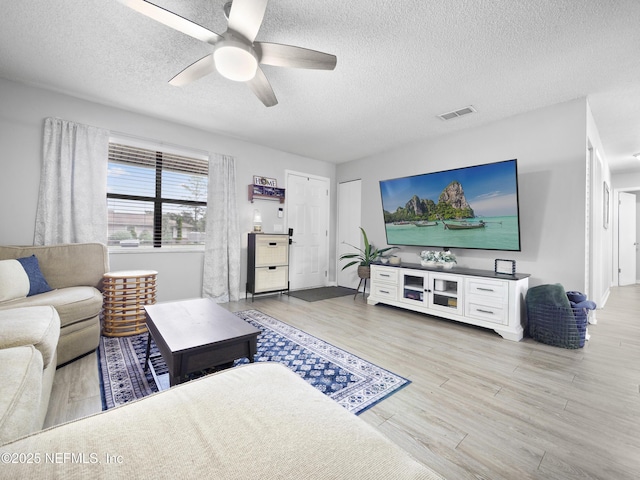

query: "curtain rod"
xmin=45 ymin=117 xmax=211 ymax=159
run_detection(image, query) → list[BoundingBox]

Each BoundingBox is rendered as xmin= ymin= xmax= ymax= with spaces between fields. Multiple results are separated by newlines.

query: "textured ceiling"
xmin=1 ymin=0 xmax=639 ymax=170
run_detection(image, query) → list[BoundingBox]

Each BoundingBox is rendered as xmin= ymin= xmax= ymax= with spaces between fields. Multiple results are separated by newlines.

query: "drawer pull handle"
xmin=269 ymin=266 xmax=277 ymax=270
xmin=477 ymin=309 xmax=494 ymax=315
xmin=380 ymin=274 xmax=390 ymax=277
xmin=269 ymin=242 xmax=277 ymax=246
xmin=380 ymin=290 xmax=390 ymax=294
xmin=477 ymin=287 xmax=494 ymax=292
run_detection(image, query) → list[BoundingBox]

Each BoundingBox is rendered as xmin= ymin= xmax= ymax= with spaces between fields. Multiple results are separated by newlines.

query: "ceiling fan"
xmin=118 ymin=0 xmax=337 ymax=107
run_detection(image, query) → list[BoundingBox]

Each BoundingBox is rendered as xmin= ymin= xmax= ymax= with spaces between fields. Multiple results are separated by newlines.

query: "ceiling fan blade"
xmin=169 ymin=54 xmax=215 ymax=87
xmin=118 ymin=0 xmax=221 ymax=44
xmin=247 ymin=67 xmax=278 ymax=107
xmin=227 ymin=0 xmax=268 ymax=43
xmin=255 ymin=42 xmax=337 ymax=70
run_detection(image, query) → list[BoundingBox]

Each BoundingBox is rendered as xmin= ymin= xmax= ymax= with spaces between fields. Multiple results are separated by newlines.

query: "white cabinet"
xmin=465 ymin=277 xmax=509 ymax=325
xmin=398 ymin=270 xmax=463 ymax=316
xmin=399 ymin=271 xmax=427 ymax=305
xmin=246 ymin=233 xmax=290 ymax=299
xmin=368 ymin=263 xmax=529 ymax=341
xmin=430 ymin=274 xmax=463 ymax=316
xmin=371 ymin=267 xmax=398 ymax=300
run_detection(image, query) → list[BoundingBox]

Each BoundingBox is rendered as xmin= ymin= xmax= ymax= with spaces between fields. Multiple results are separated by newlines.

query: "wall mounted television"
xmin=379 ymin=159 xmax=521 ymax=251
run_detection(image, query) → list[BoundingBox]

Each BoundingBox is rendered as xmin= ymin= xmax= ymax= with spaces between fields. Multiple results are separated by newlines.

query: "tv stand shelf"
xmin=368 ymin=263 xmax=529 ymax=341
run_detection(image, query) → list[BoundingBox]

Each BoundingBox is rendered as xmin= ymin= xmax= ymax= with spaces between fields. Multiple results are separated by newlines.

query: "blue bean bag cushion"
xmin=566 ymin=291 xmax=596 ymax=347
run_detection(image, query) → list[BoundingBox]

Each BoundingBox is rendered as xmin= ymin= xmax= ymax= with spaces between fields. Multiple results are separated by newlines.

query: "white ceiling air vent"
xmin=438 ymin=105 xmax=477 ymax=121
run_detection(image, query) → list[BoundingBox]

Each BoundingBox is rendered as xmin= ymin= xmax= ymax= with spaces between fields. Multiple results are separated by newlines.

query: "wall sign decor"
xmin=253 ymin=176 xmax=277 ymax=187
xmin=248 ymin=184 xmax=286 ymax=203
xmin=495 ymin=259 xmax=516 ymax=275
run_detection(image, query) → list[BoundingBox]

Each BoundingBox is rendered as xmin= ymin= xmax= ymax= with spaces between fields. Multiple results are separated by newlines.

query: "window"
xmin=107 ymin=142 xmax=208 ymax=248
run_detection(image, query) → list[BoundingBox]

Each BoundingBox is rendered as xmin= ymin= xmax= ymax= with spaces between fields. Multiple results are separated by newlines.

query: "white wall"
xmin=586 ymin=101 xmax=613 ymax=306
xmin=0 ymin=78 xmax=336 ymax=301
xmin=1 ymin=78 xmax=613 ymax=298
xmin=337 ymin=99 xmax=593 ymax=290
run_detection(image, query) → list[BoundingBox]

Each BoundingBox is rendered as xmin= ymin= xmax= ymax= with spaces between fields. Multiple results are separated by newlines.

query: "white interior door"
xmin=337 ymin=180 xmax=362 ymax=288
xmin=618 ymin=191 xmax=637 ymax=285
xmin=286 ymin=172 xmax=330 ymax=290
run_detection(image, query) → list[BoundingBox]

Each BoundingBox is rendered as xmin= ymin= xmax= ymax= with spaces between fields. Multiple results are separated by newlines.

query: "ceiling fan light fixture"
xmin=118 ymin=0 xmax=335 ymax=106
xmin=214 ymin=39 xmax=258 ymax=82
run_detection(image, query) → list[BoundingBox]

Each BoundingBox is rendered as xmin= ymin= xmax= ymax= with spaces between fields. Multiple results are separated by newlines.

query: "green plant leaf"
xmin=339 ymin=227 xmax=398 ymax=269
xmin=340 ymin=260 xmax=361 ymax=270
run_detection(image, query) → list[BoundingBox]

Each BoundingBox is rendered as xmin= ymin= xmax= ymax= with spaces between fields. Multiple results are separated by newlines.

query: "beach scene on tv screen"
xmin=380 ymin=160 xmax=520 ymax=251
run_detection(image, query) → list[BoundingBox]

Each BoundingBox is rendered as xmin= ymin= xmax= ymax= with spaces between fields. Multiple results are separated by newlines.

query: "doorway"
xmin=285 ymin=171 xmax=330 ymax=290
xmin=337 ymin=180 xmax=362 ymax=289
xmin=618 ymin=191 xmax=637 ymax=285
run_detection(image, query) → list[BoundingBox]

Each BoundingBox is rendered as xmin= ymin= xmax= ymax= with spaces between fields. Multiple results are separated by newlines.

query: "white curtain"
xmin=34 ymin=117 xmax=109 ymax=245
xmin=202 ymin=154 xmax=241 ymax=302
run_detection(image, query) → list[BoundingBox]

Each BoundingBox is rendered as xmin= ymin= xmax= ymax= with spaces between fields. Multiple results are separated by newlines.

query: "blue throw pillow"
xmin=16 ymin=255 xmax=52 ymax=296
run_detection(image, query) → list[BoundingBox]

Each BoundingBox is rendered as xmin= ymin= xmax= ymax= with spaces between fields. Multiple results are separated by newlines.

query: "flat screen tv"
xmin=379 ymin=159 xmax=521 ymax=251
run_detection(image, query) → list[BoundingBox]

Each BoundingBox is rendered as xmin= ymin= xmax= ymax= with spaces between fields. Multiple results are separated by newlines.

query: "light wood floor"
xmin=46 ymin=285 xmax=640 ymax=479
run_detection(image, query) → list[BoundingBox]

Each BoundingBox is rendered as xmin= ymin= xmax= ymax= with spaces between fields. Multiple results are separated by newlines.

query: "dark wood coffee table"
xmin=143 ymin=298 xmax=260 ymax=386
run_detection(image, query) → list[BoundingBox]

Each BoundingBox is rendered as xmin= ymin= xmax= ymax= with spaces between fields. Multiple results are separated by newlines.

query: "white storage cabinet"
xmin=368 ymin=263 xmax=529 ymax=341
xmin=246 ymin=233 xmax=290 ymax=300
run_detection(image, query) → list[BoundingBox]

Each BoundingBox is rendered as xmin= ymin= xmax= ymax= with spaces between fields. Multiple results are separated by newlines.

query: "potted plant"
xmin=438 ymin=249 xmax=457 ymax=269
xmin=419 ymin=249 xmax=457 ymax=268
xmin=419 ymin=250 xmax=438 ymax=266
xmin=340 ymin=227 xmax=397 ymax=279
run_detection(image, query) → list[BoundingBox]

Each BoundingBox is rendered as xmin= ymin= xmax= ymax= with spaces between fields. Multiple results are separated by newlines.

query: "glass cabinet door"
xmin=400 ymin=272 xmax=427 ymax=306
xmin=399 ymin=270 xmax=463 ymax=315
xmin=428 ymin=273 xmax=463 ymax=315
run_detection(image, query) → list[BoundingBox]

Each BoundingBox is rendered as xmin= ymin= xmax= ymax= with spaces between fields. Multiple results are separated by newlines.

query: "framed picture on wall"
xmin=603 ymin=181 xmax=610 ymax=229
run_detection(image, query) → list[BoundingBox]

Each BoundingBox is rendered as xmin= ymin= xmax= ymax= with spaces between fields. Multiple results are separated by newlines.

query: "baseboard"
xmin=600 ymin=287 xmax=611 ymax=309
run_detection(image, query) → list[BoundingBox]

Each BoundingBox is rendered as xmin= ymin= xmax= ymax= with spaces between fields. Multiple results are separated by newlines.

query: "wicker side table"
xmin=102 ymin=270 xmax=158 ymax=337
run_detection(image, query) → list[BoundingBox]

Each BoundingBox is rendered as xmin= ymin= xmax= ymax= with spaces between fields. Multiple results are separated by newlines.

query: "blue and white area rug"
xmin=98 ymin=309 xmax=410 ymax=415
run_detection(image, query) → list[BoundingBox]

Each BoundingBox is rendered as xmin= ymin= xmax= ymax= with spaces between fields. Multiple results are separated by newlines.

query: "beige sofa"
xmin=0 ymin=306 xmax=60 ymax=444
xmin=0 ymin=243 xmax=109 ymax=366
xmin=0 ymin=243 xmax=108 ymax=443
xmin=0 ymin=363 xmax=443 ymax=479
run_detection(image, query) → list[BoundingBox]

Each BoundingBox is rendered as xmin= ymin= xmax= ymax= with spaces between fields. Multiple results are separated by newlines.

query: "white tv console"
xmin=368 ymin=263 xmax=529 ymax=341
